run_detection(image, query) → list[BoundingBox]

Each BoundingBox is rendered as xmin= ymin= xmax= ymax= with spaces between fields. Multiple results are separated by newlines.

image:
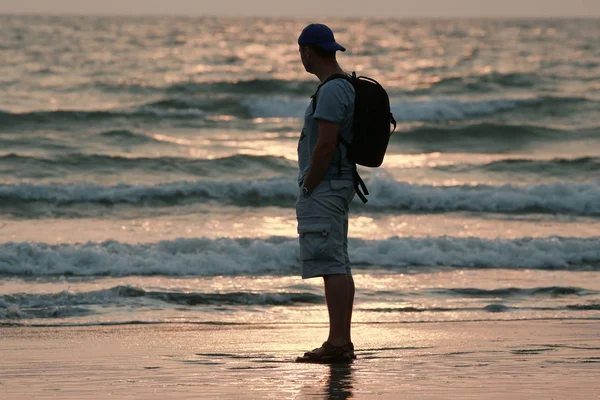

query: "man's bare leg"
xmin=346 ymin=274 xmax=355 ymax=344
xmin=323 ymin=274 xmax=351 ymax=346
xmin=296 ymin=274 xmax=352 ymax=360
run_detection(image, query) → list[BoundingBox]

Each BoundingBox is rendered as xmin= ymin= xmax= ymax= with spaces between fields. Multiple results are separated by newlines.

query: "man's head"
xmin=298 ymin=24 xmax=345 ymax=73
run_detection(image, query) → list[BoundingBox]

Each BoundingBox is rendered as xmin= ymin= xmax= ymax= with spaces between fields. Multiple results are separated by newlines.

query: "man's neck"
xmin=315 ymin=63 xmax=345 ymax=83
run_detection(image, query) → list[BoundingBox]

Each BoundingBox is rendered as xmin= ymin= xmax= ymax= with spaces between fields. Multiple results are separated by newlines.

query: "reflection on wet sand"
xmin=325 ymin=364 xmax=353 ymax=400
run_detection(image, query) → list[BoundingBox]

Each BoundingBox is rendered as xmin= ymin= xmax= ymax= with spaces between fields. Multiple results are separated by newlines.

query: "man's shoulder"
xmin=320 ymin=76 xmax=355 ymax=93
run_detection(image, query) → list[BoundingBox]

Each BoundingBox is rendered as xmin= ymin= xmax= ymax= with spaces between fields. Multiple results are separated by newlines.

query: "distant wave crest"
xmin=1 ymin=175 xmax=599 ymax=216
xmin=436 ymin=156 xmax=600 ymax=177
xmin=0 ymin=94 xmax=591 ymax=128
xmin=0 ymin=153 xmax=296 ymax=179
xmin=1 ymin=236 xmax=599 ymax=278
xmin=0 ymin=285 xmax=324 ymax=320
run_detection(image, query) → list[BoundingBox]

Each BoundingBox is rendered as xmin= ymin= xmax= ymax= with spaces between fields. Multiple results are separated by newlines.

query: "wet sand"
xmin=1 ymin=320 xmax=599 ymax=399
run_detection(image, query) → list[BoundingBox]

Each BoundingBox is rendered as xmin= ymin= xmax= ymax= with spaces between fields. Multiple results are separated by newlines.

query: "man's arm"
xmin=302 ymin=119 xmax=340 ymax=192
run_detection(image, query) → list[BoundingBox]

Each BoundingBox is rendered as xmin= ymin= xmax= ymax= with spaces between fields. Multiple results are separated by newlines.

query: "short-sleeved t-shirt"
xmin=297 ymin=78 xmax=356 ymax=186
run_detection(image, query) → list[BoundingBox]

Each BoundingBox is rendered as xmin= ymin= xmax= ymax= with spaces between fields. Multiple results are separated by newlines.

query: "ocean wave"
xmin=4 ymin=284 xmax=595 ymax=321
xmin=0 ymin=109 xmax=117 ymax=129
xmin=359 ymin=303 xmax=599 ymax=313
xmin=391 ymin=98 xmax=528 ymax=122
xmin=0 ymin=103 xmax=223 ymax=130
xmin=0 ymin=178 xmax=295 ymax=208
xmin=399 ymin=122 xmax=558 ymax=142
xmin=395 ymin=123 xmax=600 ymax=152
xmin=0 ymin=153 xmax=296 ymax=179
xmin=98 ymin=75 xmax=577 ymax=98
xmin=141 ymin=97 xmax=252 ymax=118
xmin=0 ymin=285 xmax=323 ymax=320
xmin=430 ymin=72 xmax=542 ymax=92
xmin=1 ymin=95 xmax=591 ymax=129
xmin=0 ymin=106 xmax=212 ymax=129
xmin=96 ymin=78 xmax=317 ymax=96
xmin=243 ymin=95 xmax=588 ymax=122
xmin=423 ymin=72 xmax=595 ymax=95
xmin=98 ymin=129 xmax=166 ymax=145
xmin=1 ymin=175 xmax=598 ymax=216
xmin=567 ymin=304 xmax=600 ymax=311
xmin=1 ymin=236 xmax=599 ymax=278
xmin=436 ymin=156 xmax=600 ymax=177
xmin=365 ymin=175 xmax=600 ymax=215
xmin=0 ymin=305 xmax=95 ymax=320
xmin=362 ymin=304 xmax=523 ymax=313
xmin=430 ymin=287 xmax=595 ymax=298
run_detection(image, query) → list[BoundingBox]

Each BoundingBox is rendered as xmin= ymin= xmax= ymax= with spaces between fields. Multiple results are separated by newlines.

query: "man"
xmin=295 ymin=23 xmax=356 ymax=363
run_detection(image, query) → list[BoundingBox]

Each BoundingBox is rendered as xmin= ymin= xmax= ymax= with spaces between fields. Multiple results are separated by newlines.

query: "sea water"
xmin=1 ymin=15 xmax=599 ymax=326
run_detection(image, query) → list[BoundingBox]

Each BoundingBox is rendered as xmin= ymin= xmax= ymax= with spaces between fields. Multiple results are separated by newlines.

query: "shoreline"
xmin=1 ymin=319 xmax=598 ymax=399
xmin=2 ymin=316 xmax=600 ymax=328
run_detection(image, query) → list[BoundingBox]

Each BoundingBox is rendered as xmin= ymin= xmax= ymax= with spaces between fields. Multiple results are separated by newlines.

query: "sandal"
xmin=343 ymin=342 xmax=357 ymax=360
xmin=296 ymin=341 xmax=353 ymax=364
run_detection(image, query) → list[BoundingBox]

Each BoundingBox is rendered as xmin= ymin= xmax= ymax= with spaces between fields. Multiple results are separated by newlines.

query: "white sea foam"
xmin=364 ymin=171 xmax=600 ymax=215
xmin=0 ymin=237 xmax=299 ymax=277
xmin=390 ymin=98 xmax=528 ymax=122
xmin=1 ymin=236 xmax=598 ymax=278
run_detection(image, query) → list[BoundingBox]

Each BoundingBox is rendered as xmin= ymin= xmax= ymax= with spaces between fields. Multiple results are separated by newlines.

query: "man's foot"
xmin=296 ymin=341 xmax=353 ymax=364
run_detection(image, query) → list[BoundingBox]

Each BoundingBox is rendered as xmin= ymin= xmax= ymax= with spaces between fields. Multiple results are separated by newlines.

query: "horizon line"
xmin=1 ymin=12 xmax=600 ymax=20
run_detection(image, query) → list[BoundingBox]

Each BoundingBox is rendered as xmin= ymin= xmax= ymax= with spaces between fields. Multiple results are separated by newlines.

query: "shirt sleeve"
xmin=313 ymin=80 xmax=352 ymax=123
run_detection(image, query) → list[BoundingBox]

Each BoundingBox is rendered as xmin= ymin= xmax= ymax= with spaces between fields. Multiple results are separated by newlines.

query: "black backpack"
xmin=312 ymin=72 xmax=396 ymax=203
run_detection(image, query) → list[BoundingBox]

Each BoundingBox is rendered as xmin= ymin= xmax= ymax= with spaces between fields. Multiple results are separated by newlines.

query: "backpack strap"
xmin=390 ymin=113 xmax=397 ymax=134
xmin=311 ymin=72 xmax=354 ymax=178
xmin=337 ymin=135 xmax=351 ymax=176
xmin=341 ymin=135 xmax=370 ymax=204
xmin=311 ymin=72 xmax=370 ymax=204
xmin=353 ymin=167 xmax=369 ymax=204
xmin=311 ymin=73 xmax=353 ymax=112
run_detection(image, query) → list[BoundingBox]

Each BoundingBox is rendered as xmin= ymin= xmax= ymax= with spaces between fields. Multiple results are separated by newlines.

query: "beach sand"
xmin=1 ymin=320 xmax=599 ymax=399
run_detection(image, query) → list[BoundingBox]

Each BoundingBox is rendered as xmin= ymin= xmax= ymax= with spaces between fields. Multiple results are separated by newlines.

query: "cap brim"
xmin=317 ymin=42 xmax=346 ymax=52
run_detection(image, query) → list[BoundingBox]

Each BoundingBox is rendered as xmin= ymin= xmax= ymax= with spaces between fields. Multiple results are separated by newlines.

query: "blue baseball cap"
xmin=298 ymin=24 xmax=346 ymax=53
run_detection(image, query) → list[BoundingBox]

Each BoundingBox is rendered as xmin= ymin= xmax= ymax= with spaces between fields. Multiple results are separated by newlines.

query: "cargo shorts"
xmin=295 ymin=179 xmax=355 ymax=279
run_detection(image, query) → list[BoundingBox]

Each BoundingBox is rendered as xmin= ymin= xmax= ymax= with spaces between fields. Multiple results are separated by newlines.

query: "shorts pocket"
xmin=329 ymin=180 xmax=353 ymax=190
xmin=297 ymin=217 xmax=333 ymax=261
